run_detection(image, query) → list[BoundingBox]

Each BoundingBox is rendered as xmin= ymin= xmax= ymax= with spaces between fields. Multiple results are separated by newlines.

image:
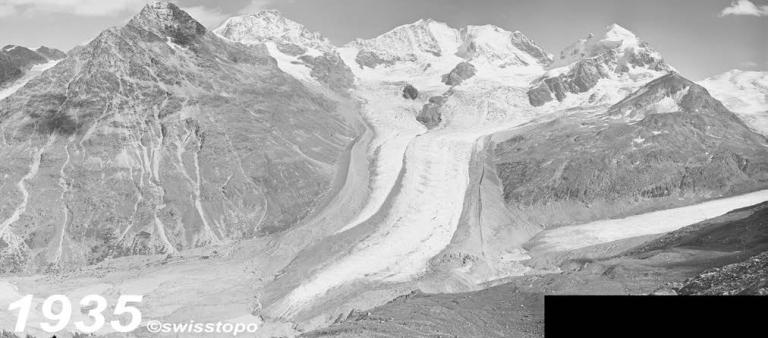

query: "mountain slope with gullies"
xmin=0 ymin=2 xmax=362 ymax=273
xmin=495 ymin=73 xmax=768 ymax=229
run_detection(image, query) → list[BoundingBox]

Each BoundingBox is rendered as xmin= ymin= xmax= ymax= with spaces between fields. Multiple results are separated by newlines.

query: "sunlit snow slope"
xmin=700 ymin=70 xmax=768 ymax=135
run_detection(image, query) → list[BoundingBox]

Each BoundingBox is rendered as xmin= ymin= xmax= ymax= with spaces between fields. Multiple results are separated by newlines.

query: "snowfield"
xmin=528 ymin=189 xmax=768 ymax=253
xmin=699 ymin=70 xmax=768 ymax=135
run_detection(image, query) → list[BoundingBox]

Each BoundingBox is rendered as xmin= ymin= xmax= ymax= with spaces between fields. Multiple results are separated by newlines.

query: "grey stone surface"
xmin=442 ymin=62 xmax=477 ymax=86
xmin=527 ymin=53 xmax=613 ymax=106
xmin=299 ymin=52 xmax=355 ymax=94
xmin=402 ymin=84 xmax=419 ymax=99
xmin=354 ymin=50 xmax=396 ymax=69
xmin=417 ymin=95 xmax=446 ymax=128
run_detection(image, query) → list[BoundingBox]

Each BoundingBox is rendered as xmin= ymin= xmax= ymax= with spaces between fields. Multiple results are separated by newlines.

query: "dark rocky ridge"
xmin=528 ymin=41 xmax=670 ymax=106
xmin=0 ymin=2 xmax=361 ymax=272
xmin=299 ymin=52 xmax=355 ymax=94
xmin=528 ymin=52 xmax=615 ymax=106
xmin=497 ymin=73 xmax=768 ymax=228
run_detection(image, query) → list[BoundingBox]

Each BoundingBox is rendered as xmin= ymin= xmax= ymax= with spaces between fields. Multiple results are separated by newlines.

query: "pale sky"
xmin=0 ymin=0 xmax=766 ymax=80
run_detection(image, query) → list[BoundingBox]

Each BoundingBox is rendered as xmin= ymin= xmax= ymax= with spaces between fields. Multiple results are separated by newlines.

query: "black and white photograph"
xmin=0 ymin=0 xmax=766 ymax=336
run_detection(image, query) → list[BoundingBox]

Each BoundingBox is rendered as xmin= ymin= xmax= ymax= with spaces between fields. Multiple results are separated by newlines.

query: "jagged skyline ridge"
xmin=0 ymin=0 xmax=765 ymax=80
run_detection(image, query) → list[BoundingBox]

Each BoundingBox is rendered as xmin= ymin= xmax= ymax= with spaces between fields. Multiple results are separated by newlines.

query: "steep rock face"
xmin=498 ymin=73 xmax=768 ymax=228
xmin=528 ymin=24 xmax=671 ymax=106
xmin=0 ymin=2 xmax=360 ymax=272
xmin=442 ymin=62 xmax=476 ymax=86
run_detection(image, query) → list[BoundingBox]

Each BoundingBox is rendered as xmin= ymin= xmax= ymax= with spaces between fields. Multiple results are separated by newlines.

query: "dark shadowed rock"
xmin=442 ymin=61 xmax=477 ymax=86
xmin=527 ymin=54 xmax=613 ymax=106
xmin=299 ymin=52 xmax=355 ymax=94
xmin=527 ymin=82 xmax=553 ymax=106
xmin=402 ymin=84 xmax=419 ymax=99
xmin=417 ymin=95 xmax=445 ymax=128
xmin=276 ymin=42 xmax=307 ymax=56
xmin=355 ymin=50 xmax=396 ymax=69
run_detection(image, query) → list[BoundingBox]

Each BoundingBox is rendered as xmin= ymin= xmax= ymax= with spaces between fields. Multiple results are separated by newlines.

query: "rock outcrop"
xmin=417 ymin=95 xmax=446 ymax=128
xmin=442 ymin=62 xmax=476 ymax=86
xmin=403 ymin=84 xmax=419 ymax=99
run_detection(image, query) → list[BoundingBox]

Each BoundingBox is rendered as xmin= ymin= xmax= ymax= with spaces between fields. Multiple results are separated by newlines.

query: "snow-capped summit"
xmin=347 ymin=18 xmax=461 ymax=65
xmin=528 ymin=23 xmax=671 ymax=107
xmin=213 ymin=10 xmax=333 ymax=52
xmin=458 ymin=25 xmax=552 ymax=68
xmin=551 ymin=23 xmax=662 ymax=69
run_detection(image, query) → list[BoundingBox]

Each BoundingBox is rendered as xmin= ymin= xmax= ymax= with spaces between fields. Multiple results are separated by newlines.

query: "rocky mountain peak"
xmin=607 ymin=72 xmax=732 ymax=119
xmin=128 ymin=1 xmax=206 ymax=45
